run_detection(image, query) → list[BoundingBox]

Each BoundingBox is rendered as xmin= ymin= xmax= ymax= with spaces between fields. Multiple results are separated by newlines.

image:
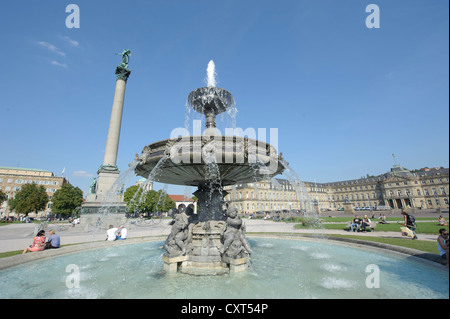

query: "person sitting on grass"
xmin=106 ymin=225 xmax=119 ymax=241
xmin=22 ymin=230 xmax=46 ymax=254
xmin=117 ymin=225 xmax=127 ymax=240
xmin=45 ymin=229 xmax=60 ymax=249
xmin=438 ymin=216 xmax=448 ymax=226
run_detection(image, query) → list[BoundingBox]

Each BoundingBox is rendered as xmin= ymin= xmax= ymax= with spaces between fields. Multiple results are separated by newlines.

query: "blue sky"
xmin=0 ymin=0 xmax=448 ymax=196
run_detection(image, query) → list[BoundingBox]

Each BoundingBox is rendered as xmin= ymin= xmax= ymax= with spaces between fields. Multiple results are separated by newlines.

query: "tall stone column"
xmin=103 ymin=76 xmax=127 ymax=169
xmin=94 ymin=64 xmax=131 ymax=199
xmin=82 ymin=50 xmax=131 ymax=229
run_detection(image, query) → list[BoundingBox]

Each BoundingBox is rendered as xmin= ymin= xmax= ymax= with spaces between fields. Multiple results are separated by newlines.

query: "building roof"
xmin=0 ymin=166 xmax=51 ymax=173
xmin=169 ymin=195 xmax=194 ymax=202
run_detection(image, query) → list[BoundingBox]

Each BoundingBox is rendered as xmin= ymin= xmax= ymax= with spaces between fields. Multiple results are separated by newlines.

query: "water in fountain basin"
xmin=1 ymin=237 xmax=447 ymax=299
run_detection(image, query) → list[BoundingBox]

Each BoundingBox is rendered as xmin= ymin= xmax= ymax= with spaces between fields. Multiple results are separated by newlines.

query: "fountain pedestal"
xmin=163 ymin=210 xmax=251 ymax=275
xmin=193 ymin=183 xmax=227 ymax=222
xmin=179 ymin=221 xmax=229 ymax=275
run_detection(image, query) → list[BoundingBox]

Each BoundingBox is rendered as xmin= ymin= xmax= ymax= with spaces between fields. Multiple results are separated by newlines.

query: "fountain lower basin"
xmin=0 ymin=237 xmax=447 ymax=299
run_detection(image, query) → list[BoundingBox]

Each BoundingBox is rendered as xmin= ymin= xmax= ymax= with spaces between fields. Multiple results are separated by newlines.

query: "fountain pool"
xmin=1 ymin=237 xmax=447 ymax=299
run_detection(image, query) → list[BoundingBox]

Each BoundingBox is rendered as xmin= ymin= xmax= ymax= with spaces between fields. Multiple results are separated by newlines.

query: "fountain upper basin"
xmin=187 ymin=87 xmax=235 ymax=116
xmin=134 ymin=135 xmax=284 ymax=186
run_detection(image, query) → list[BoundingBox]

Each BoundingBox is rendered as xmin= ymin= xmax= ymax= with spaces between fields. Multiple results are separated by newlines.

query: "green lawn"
xmin=326 ymin=234 xmax=440 ymax=255
xmin=321 ymin=222 xmax=448 ymax=234
xmin=291 ymin=217 xmax=448 ymax=235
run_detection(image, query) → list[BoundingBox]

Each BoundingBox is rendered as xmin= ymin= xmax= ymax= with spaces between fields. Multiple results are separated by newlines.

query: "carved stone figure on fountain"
xmin=220 ymin=206 xmax=252 ymax=259
xmin=164 ymin=205 xmax=190 ymax=257
xmin=185 ymin=204 xmax=198 ymax=224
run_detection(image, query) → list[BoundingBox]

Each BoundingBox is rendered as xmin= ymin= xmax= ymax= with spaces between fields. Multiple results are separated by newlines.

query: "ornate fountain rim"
xmin=133 ymin=135 xmax=284 ymax=187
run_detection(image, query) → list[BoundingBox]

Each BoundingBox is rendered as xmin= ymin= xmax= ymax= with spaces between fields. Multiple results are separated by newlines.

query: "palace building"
xmin=0 ymin=166 xmax=69 ymax=218
xmin=223 ymin=165 xmax=449 ymax=214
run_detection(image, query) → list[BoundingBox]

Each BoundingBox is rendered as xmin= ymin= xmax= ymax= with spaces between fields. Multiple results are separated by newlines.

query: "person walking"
xmin=401 ymin=210 xmax=418 ymax=240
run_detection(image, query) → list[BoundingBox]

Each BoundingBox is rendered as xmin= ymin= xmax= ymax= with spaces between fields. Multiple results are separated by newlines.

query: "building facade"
xmin=224 ymin=166 xmax=449 ymax=214
xmin=0 ymin=166 xmax=69 ymax=218
xmin=168 ymin=195 xmax=197 ymax=214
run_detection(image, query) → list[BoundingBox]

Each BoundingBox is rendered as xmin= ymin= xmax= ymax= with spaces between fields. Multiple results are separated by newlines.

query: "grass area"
xmin=321 ymin=222 xmax=448 ymax=234
xmin=292 ymin=216 xmax=442 ymax=223
xmin=326 ymin=234 xmax=439 ymax=255
xmin=291 ymin=217 xmax=448 ymax=235
xmin=0 ymin=250 xmax=23 ymax=258
xmin=0 ymin=243 xmax=79 ymax=259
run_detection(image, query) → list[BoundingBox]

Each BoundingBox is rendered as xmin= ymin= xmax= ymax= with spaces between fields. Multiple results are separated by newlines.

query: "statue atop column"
xmin=115 ymin=49 xmax=131 ymax=81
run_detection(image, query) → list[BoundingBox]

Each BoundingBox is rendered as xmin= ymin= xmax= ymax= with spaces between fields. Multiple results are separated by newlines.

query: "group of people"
xmin=349 ymin=215 xmax=373 ymax=232
xmin=21 ymin=224 xmax=128 ymax=254
xmin=22 ymin=229 xmax=60 ymax=254
xmin=106 ymin=225 xmax=127 ymax=241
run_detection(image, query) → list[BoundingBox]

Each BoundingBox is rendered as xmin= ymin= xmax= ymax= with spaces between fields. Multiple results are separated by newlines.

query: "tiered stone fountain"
xmin=133 ymin=61 xmax=284 ymax=275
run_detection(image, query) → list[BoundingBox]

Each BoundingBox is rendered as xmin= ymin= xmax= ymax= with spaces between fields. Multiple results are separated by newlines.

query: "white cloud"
xmin=37 ymin=41 xmax=66 ymax=56
xmin=61 ymin=35 xmax=79 ymax=47
xmin=51 ymin=61 xmax=68 ymax=68
xmin=73 ymin=170 xmax=94 ymax=178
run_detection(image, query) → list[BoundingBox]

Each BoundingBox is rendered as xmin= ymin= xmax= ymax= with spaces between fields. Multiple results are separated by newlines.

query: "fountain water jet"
xmin=206 ymin=60 xmax=217 ymax=87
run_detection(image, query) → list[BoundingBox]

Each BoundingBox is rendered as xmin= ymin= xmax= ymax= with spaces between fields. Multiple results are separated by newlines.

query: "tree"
xmin=9 ymin=183 xmax=49 ymax=216
xmin=154 ymin=190 xmax=176 ymax=212
xmin=0 ymin=190 xmax=7 ymax=207
xmin=51 ymin=183 xmax=84 ymax=217
xmin=123 ymin=186 xmax=175 ymax=215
